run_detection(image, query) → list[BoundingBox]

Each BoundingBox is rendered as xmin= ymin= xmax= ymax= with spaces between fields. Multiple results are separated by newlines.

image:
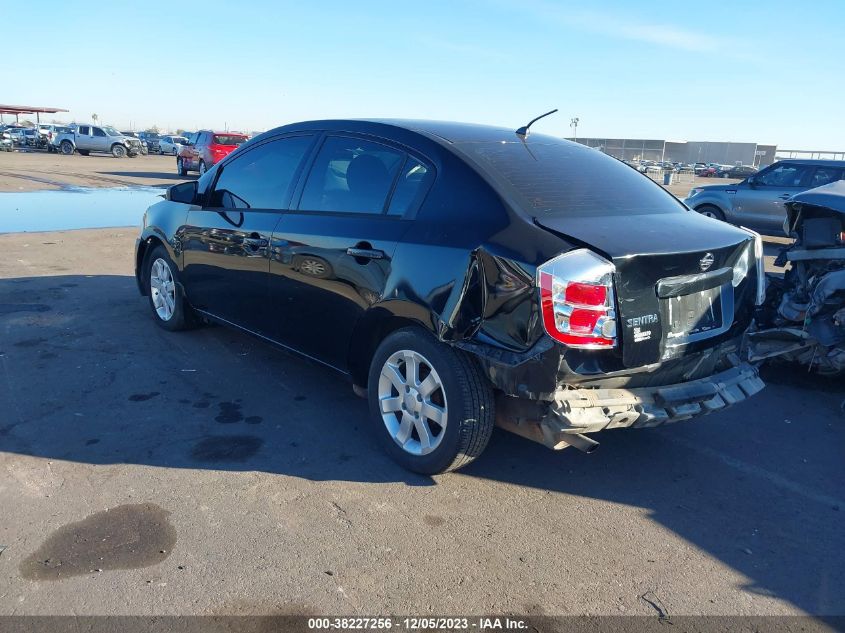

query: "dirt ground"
xmin=0 ymin=150 xmax=189 ymax=192
xmin=0 ymin=228 xmax=842 ymax=618
xmin=0 ymin=148 xmax=727 ymax=197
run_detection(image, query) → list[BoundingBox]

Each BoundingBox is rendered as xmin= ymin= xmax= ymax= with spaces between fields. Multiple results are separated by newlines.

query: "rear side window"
xmin=387 ymin=157 xmax=432 ymax=216
xmin=78 ymin=126 xmax=90 ymax=135
xmin=809 ymin=167 xmax=844 ymax=188
xmin=207 ymin=135 xmax=314 ymax=209
xmin=462 ymin=139 xmax=684 ymax=217
xmin=299 ymin=136 xmax=405 ymax=214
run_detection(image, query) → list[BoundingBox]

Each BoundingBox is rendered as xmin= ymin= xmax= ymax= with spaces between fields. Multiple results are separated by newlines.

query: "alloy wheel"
xmin=300 ymin=258 xmax=326 ymax=276
xmin=150 ymin=258 xmax=176 ymax=321
xmin=377 ymin=349 xmax=448 ymax=456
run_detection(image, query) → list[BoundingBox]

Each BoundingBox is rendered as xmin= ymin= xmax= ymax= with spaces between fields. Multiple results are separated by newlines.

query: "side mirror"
xmin=746 ymin=176 xmax=757 ymax=188
xmin=166 ymin=180 xmax=198 ymax=205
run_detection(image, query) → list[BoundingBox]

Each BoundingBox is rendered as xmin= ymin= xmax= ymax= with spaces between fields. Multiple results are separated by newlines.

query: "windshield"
xmin=461 ymin=139 xmax=685 ymax=217
xmin=213 ymin=135 xmax=247 ymax=146
xmin=103 ymin=126 xmax=121 ymax=136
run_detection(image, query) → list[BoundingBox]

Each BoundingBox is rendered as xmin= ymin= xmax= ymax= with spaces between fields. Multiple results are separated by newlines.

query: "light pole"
xmin=570 ymin=117 xmax=579 ymax=142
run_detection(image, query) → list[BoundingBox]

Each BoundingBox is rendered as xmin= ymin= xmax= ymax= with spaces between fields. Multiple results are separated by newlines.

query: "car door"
xmin=180 ymin=134 xmax=317 ymax=336
xmin=268 ymin=133 xmax=433 ymax=370
xmin=91 ymin=127 xmax=109 ymax=152
xmin=193 ymin=132 xmax=210 ymax=169
xmin=731 ymin=162 xmax=811 ymax=231
xmin=76 ymin=125 xmax=91 ymax=150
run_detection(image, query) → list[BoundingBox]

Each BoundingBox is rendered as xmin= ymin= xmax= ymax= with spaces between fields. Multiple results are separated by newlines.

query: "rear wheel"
xmin=198 ymin=160 xmax=207 ymax=176
xmin=696 ymin=204 xmax=726 ymax=221
xmin=144 ymin=244 xmax=194 ymax=331
xmin=171 ymin=147 xmax=177 ymax=156
xmin=367 ymin=327 xmax=494 ymax=474
xmin=177 ymin=157 xmax=188 ymax=176
xmin=60 ymin=140 xmax=74 ymax=155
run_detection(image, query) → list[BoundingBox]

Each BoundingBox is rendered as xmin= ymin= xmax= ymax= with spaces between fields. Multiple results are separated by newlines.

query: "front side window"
xmin=93 ymin=127 xmax=106 ymax=137
xmin=207 ymin=135 xmax=314 ymax=210
xmin=809 ymin=167 xmax=844 ymax=188
xmin=757 ymin=163 xmax=809 ymax=187
xmin=299 ymin=136 xmax=405 ymax=214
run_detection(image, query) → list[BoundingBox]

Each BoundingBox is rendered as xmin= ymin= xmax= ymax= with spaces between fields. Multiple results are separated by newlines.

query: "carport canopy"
xmin=0 ymin=104 xmax=69 ymax=126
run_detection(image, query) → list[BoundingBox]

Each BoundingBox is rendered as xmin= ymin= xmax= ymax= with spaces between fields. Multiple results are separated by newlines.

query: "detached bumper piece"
xmin=496 ymin=360 xmax=764 ymax=451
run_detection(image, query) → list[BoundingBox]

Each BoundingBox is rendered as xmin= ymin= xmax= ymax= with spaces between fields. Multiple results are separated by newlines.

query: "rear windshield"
xmin=213 ymin=135 xmax=247 ymax=146
xmin=461 ymin=140 xmax=685 ymax=217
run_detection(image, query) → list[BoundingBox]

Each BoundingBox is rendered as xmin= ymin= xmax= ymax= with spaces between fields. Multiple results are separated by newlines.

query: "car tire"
xmin=198 ymin=160 xmax=207 ymax=176
xmin=367 ymin=327 xmax=495 ymax=474
xmin=111 ymin=144 xmax=127 ymax=158
xmin=172 ymin=148 xmax=177 ymax=156
xmin=144 ymin=244 xmax=194 ymax=331
xmin=177 ymin=157 xmax=188 ymax=176
xmin=696 ymin=204 xmax=726 ymax=221
xmin=60 ymin=140 xmax=74 ymax=155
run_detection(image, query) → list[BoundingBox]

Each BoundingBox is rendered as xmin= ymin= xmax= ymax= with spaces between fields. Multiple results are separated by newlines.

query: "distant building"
xmin=568 ymin=137 xmax=777 ymax=167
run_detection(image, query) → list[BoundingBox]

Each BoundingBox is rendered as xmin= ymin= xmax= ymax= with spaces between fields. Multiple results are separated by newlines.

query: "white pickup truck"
xmin=55 ymin=124 xmax=143 ymax=158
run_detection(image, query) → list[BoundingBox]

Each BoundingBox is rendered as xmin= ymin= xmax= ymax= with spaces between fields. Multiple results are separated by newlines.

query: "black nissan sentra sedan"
xmin=135 ymin=119 xmax=766 ymax=474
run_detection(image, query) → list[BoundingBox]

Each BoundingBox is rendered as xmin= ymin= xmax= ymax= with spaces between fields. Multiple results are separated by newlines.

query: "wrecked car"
xmin=748 ymin=180 xmax=845 ymax=374
xmin=135 ymin=119 xmax=766 ymax=474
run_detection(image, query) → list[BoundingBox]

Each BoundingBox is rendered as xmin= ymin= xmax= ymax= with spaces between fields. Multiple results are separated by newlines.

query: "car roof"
xmin=263 ymin=118 xmax=558 ymax=145
xmin=777 ymin=158 xmax=845 ymax=166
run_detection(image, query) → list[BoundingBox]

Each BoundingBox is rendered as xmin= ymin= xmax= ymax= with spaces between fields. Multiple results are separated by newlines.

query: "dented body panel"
xmin=749 ymin=180 xmax=845 ymax=373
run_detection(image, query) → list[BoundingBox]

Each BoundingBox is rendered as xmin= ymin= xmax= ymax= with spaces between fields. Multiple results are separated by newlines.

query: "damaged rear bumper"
xmin=496 ymin=359 xmax=765 ymax=451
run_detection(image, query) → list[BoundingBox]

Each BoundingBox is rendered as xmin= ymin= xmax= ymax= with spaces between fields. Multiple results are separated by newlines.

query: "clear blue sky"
xmin=9 ymin=0 xmax=843 ymax=149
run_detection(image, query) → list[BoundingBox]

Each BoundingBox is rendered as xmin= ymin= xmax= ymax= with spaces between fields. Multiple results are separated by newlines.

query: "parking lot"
xmin=0 ymin=150 xmax=842 ymax=619
xmin=0 ymin=151 xmax=186 ymax=192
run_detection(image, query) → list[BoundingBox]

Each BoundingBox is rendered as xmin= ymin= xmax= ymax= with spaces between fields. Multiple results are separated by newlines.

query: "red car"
xmin=177 ymin=130 xmax=249 ymax=176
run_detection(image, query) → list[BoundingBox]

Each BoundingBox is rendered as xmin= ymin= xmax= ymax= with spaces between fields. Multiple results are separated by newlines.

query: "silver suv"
xmin=683 ymin=159 xmax=845 ymax=233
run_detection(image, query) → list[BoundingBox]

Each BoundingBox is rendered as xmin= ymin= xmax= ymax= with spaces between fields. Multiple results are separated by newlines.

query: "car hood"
xmin=691 ymin=182 xmax=740 ymax=194
xmin=534 ymin=210 xmax=750 ymax=260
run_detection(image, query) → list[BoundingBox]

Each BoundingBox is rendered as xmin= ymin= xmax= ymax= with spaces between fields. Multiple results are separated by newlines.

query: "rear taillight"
xmin=537 ymin=249 xmax=617 ymax=348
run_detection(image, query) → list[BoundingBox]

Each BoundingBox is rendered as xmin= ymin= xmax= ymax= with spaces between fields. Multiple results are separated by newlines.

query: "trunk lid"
xmin=535 ymin=212 xmax=753 ymax=367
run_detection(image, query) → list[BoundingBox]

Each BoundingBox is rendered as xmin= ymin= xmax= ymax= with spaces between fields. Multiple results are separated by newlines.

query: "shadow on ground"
xmin=1 ymin=273 xmax=843 ymax=614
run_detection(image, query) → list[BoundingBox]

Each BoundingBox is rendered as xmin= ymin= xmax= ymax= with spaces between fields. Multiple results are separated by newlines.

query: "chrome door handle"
xmin=346 ymin=247 xmax=385 ymax=260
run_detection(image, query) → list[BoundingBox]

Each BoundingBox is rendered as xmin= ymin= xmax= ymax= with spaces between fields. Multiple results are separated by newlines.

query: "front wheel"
xmin=367 ymin=327 xmax=495 ymax=474
xmin=112 ymin=144 xmax=127 ymax=158
xmin=696 ymin=204 xmax=726 ymax=221
xmin=144 ymin=245 xmax=194 ymax=331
